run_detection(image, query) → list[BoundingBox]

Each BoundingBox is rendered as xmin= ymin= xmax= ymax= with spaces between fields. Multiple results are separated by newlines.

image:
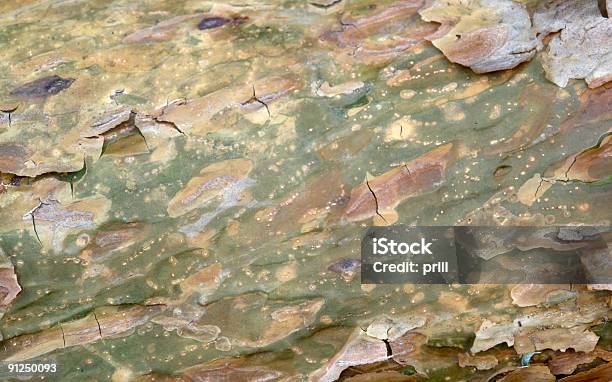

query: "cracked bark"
xmin=27 ymin=200 xmax=49 ymax=247
xmin=310 ymin=0 xmax=343 ymax=9
xmin=241 ymin=85 xmax=271 ymax=117
xmin=534 ymin=177 xmax=552 ymax=200
xmin=31 ymin=214 xmax=43 ymax=247
xmin=59 ymin=325 xmax=66 ymax=348
xmin=93 ymin=311 xmax=103 ymax=339
xmin=152 ymin=118 xmax=185 ymax=136
xmin=365 ymin=175 xmax=387 ymax=223
xmin=1 ymin=106 xmax=18 ymax=126
xmin=383 ymin=338 xmax=393 ymax=357
xmin=563 ymin=155 xmax=579 ymax=181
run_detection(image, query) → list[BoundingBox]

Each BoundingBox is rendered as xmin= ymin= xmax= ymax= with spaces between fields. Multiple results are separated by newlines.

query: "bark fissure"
xmin=365 ymin=175 xmax=387 ymax=223
xmin=93 ymin=311 xmax=103 ymax=339
xmin=242 ymin=85 xmax=271 ymax=117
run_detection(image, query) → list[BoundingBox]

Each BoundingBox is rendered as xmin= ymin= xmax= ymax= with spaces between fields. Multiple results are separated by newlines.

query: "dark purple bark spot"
xmin=328 ymin=258 xmax=361 ymax=273
xmin=198 ymin=17 xmax=230 ymax=30
xmin=10 ymin=75 xmax=75 ymax=99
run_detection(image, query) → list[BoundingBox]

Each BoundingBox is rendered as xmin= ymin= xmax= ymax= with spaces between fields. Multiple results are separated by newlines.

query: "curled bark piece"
xmin=419 ymin=0 xmax=537 ymax=73
xmin=535 ymin=0 xmax=612 ymax=88
xmin=514 ymin=326 xmax=600 ymax=354
xmin=558 ymin=362 xmax=612 ymax=381
xmin=498 ymin=365 xmax=555 ymax=382
xmin=82 ymin=107 xmax=132 ymax=137
xmin=310 ymin=328 xmax=388 ymax=382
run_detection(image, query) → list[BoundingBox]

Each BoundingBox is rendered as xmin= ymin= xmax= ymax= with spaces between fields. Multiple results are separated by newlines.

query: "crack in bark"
xmin=154 ymin=102 xmax=187 ymax=135
xmin=27 ymin=199 xmax=49 ymax=247
xmin=310 ymin=0 xmax=342 ymax=9
xmin=534 ymin=178 xmax=543 ymax=199
xmin=1 ymin=106 xmax=17 ymax=126
xmin=554 ymin=133 xmax=610 ymax=184
xmin=242 ymin=85 xmax=271 ymax=117
xmin=2 ymin=162 xmax=87 ymax=190
xmin=384 ymin=327 xmax=393 ymax=357
xmin=124 ymin=112 xmax=152 ymax=152
xmin=365 ymin=174 xmax=387 ymax=223
xmin=31 ymin=214 xmax=43 ymax=247
xmin=135 ymin=128 xmax=151 ymax=152
xmin=383 ymin=338 xmax=393 ymax=357
xmin=68 ymin=160 xmax=86 ymax=198
xmin=534 ymin=176 xmax=552 ymax=200
xmin=509 ymin=47 xmax=537 ymax=56
xmin=338 ymin=14 xmax=359 ymax=31
xmin=154 ymin=118 xmax=186 ymax=136
xmin=93 ymin=311 xmax=103 ymax=339
xmin=403 ymin=163 xmax=412 ymax=175
xmin=563 ymin=155 xmax=578 ymax=181
xmin=59 ymin=325 xmax=66 ymax=348
xmin=0 ymin=106 xmax=18 ymax=113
